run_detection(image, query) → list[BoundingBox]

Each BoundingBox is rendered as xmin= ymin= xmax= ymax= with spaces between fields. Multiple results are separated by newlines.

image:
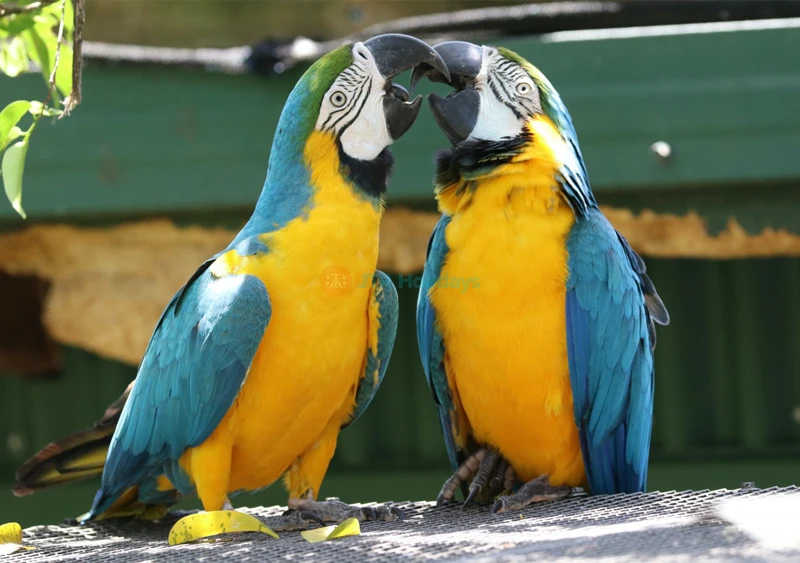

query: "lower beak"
xmin=428 ymin=89 xmax=480 ymax=145
xmin=384 ymin=88 xmax=423 ymax=141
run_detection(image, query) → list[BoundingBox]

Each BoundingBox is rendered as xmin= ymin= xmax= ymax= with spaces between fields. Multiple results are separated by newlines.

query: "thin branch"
xmin=0 ymin=0 xmax=59 ymax=18
xmin=48 ymin=0 xmax=66 ymax=87
xmin=62 ymin=0 xmax=84 ymax=115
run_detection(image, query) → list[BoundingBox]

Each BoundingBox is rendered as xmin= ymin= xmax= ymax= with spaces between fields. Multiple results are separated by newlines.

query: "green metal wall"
xmin=2 ymin=23 xmax=800 ymax=229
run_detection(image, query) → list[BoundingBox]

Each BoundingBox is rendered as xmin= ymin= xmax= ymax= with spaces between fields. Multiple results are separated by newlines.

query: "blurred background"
xmin=1 ymin=0 xmax=800 ymax=528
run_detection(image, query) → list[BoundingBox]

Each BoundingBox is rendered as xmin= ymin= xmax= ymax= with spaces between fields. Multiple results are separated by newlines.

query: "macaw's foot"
xmin=491 ymin=474 xmax=571 ymax=513
xmin=436 ymin=447 xmax=516 ymax=507
xmin=287 ymin=497 xmax=403 ymax=525
xmin=259 ymin=509 xmax=327 ymax=532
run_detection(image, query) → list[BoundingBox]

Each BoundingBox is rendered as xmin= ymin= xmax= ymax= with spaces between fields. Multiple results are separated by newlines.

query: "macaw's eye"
xmin=330 ymin=91 xmax=348 ymax=108
xmin=516 ymin=82 xmax=533 ymax=96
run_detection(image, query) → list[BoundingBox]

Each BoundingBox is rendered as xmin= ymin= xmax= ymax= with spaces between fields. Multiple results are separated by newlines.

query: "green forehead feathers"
xmin=291 ymin=44 xmax=354 ymax=131
xmin=302 ymin=45 xmax=354 ymax=101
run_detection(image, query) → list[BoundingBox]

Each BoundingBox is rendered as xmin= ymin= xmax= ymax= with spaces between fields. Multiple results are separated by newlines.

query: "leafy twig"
xmin=31 ymin=0 xmax=65 ymax=125
xmin=0 ymin=0 xmax=59 ymax=18
xmin=1 ymin=0 xmax=82 ymax=218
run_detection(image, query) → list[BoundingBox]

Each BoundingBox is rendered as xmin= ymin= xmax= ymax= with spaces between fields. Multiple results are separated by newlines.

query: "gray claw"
xmin=463 ymin=449 xmax=500 ymax=509
xmin=489 ymin=458 xmax=510 ymax=491
xmin=298 ymin=511 xmax=326 ymax=526
xmin=436 ymin=449 xmax=488 ymax=504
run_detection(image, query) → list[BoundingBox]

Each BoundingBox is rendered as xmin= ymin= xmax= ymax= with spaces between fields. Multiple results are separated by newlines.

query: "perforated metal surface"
xmin=10 ymin=487 xmax=800 ymax=562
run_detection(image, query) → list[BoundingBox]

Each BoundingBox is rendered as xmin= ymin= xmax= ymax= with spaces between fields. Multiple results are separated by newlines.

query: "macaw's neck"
xmin=434 ymin=116 xmax=587 ymax=217
xmin=302 ymin=131 xmax=393 ymax=205
xmin=234 ymin=126 xmax=390 ymax=248
xmin=233 ymin=93 xmax=317 ymax=245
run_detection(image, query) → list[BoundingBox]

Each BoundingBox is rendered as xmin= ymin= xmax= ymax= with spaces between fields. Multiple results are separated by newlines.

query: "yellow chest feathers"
xmin=435 ymin=116 xmax=576 ymax=264
xmin=212 ymin=130 xmax=382 ymax=286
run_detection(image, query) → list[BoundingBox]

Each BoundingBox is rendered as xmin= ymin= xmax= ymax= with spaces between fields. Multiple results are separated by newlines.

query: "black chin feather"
xmin=338 ymin=141 xmax=395 ymax=199
xmin=434 ymin=131 xmax=531 ymax=187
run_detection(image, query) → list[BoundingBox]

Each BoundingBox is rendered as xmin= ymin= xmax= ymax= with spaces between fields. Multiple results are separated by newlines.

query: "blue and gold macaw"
xmin=412 ymin=42 xmax=669 ymax=512
xmin=13 ymin=34 xmax=448 ymax=528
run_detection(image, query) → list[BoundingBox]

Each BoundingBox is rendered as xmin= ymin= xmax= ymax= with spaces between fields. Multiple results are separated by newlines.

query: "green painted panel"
xmin=0 ymin=348 xmax=134 ymax=469
xmin=644 ymin=258 xmax=800 ymax=457
xmin=2 ymin=25 xmax=799 ymax=223
xmin=0 ymin=66 xmax=296 ymax=224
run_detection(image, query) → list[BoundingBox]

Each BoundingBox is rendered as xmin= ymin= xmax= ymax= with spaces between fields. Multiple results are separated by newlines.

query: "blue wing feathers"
xmin=89 ymin=253 xmax=272 ymax=518
xmin=342 ymin=270 xmax=399 ymax=428
xmin=566 ymin=209 xmax=666 ymax=495
xmin=416 ymin=215 xmax=451 ymax=408
xmin=416 ymin=215 xmax=461 ymax=471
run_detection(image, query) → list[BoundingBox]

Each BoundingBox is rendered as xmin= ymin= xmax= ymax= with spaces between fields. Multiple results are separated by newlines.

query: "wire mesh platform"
xmin=10 ymin=486 xmax=800 ymax=562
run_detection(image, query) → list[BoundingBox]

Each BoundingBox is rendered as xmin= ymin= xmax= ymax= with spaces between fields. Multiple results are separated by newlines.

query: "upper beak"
xmin=364 ymin=33 xmax=450 ymax=140
xmin=364 ymin=33 xmax=450 ymax=81
xmin=410 ymin=41 xmax=484 ymax=145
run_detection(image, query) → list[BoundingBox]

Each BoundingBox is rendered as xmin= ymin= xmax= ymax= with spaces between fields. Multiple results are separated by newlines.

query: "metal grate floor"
xmin=10 ymin=486 xmax=800 ymax=562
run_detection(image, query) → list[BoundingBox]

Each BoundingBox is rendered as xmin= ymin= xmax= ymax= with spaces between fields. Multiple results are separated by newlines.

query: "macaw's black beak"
xmin=364 ymin=33 xmax=450 ymax=140
xmin=410 ymin=41 xmax=483 ymax=145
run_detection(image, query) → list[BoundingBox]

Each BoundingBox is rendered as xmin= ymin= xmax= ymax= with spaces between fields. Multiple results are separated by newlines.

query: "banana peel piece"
xmin=0 ymin=522 xmax=33 ymax=555
xmin=300 ymin=518 xmax=361 ymax=543
xmin=168 ymin=510 xmax=278 ymax=545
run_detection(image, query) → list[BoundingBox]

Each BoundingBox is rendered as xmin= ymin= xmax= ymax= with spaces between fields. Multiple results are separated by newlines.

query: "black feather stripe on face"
xmin=336 ymin=76 xmax=372 ymax=136
xmin=321 ymin=65 xmax=371 ymax=132
xmin=338 ymin=140 xmax=395 ymax=199
xmin=488 ymin=73 xmax=524 ymax=120
xmin=434 ymin=130 xmax=532 ymax=188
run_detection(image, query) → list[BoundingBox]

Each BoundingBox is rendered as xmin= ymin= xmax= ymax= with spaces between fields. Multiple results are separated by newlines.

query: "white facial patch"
xmin=469 ymin=46 xmax=536 ymax=142
xmin=315 ymin=43 xmax=393 ymax=161
xmin=471 ymin=89 xmax=526 ymax=142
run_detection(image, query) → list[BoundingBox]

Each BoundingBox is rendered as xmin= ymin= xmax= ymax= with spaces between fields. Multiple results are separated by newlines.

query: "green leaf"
xmin=22 ymin=27 xmax=52 ymax=87
xmin=0 ymin=14 xmax=37 ymax=36
xmin=0 ymin=101 xmax=32 ymax=153
xmin=0 ymin=35 xmax=31 ymax=78
xmin=28 ymin=101 xmax=62 ymax=117
xmin=28 ymin=18 xmax=73 ymax=97
xmin=62 ymin=0 xmax=75 ymax=42
xmin=2 ymin=139 xmax=30 ymax=219
xmin=40 ymin=0 xmax=73 ymax=33
xmin=54 ymin=42 xmax=72 ymax=97
xmin=30 ymin=20 xmax=59 ymax=93
xmin=6 ymin=127 xmax=23 ymax=144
